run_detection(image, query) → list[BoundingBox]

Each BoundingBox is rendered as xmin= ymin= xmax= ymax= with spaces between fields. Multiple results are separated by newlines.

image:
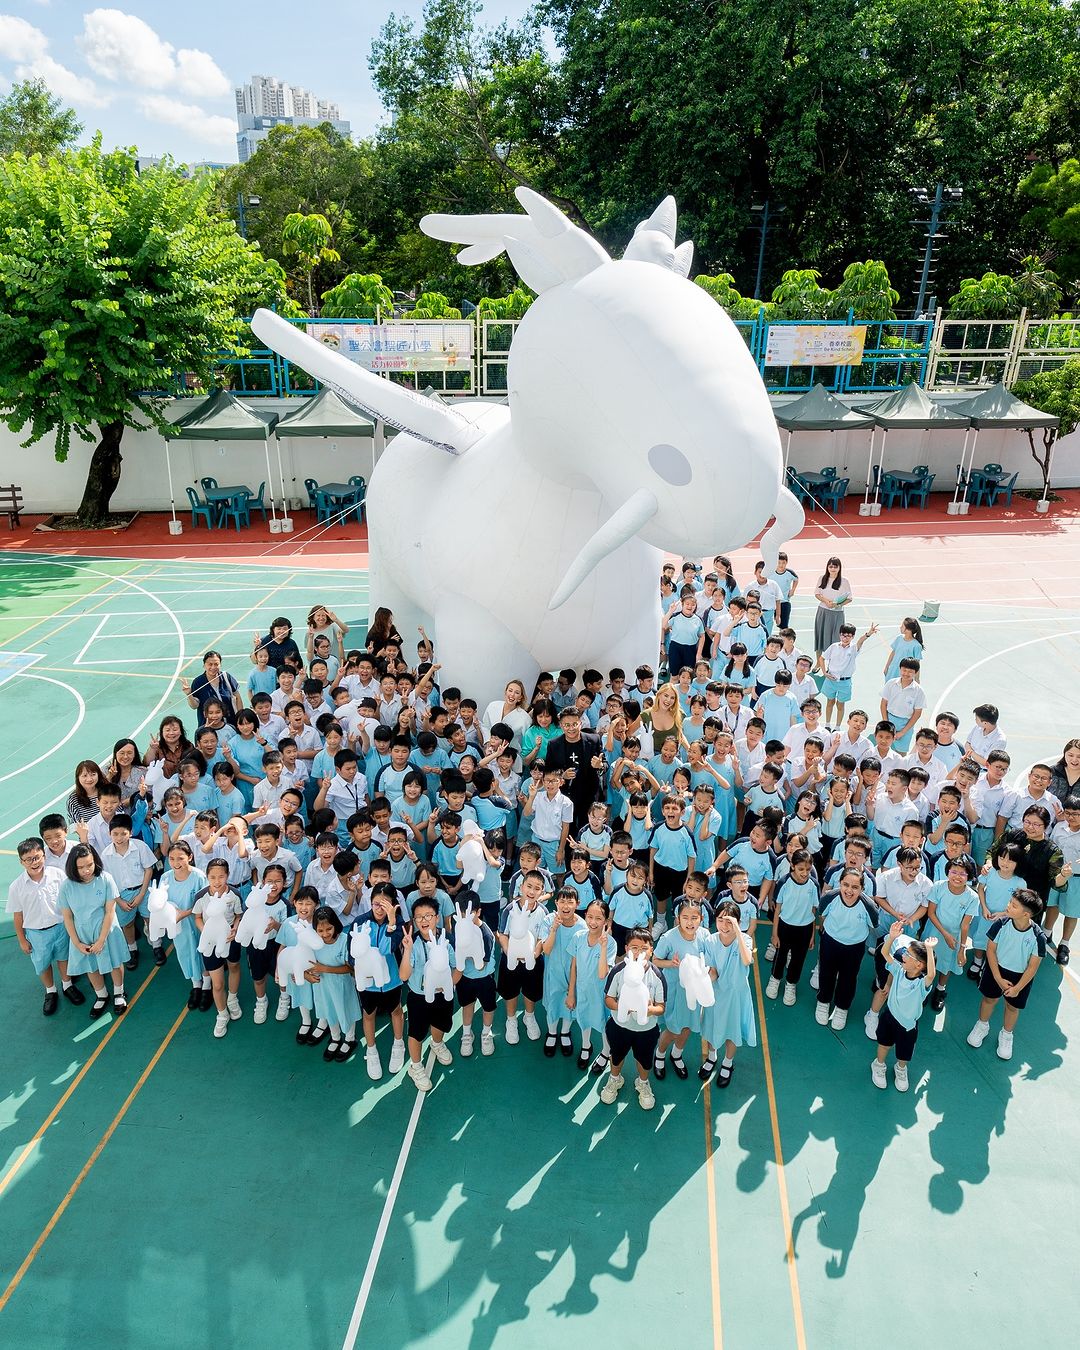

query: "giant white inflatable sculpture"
xmin=251 ymin=189 xmax=803 ymax=704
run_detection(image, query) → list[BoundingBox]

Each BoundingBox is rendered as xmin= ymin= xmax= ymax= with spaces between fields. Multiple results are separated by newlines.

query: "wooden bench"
xmin=0 ymin=484 xmax=22 ymax=529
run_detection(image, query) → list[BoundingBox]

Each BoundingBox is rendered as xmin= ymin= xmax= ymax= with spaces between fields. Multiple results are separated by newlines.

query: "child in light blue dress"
xmin=701 ymin=901 xmax=756 ymax=1087
xmin=969 ymin=843 xmax=1024 ymax=981
xmin=653 ymin=901 xmax=714 ymax=1081
xmin=924 ymin=860 xmax=979 ymax=1012
xmin=277 ymin=886 xmax=319 ymax=1043
xmin=58 ymin=844 xmax=130 ymax=1017
xmin=309 ymin=905 xmax=360 ymax=1063
xmin=567 ymin=899 xmax=616 ymax=1072
xmin=883 ymin=618 xmax=924 ymax=682
xmin=163 ymin=842 xmax=210 ymax=1010
xmin=540 ymin=889 xmax=586 ymax=1056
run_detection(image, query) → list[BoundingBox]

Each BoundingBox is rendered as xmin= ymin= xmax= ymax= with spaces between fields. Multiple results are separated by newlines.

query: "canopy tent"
xmin=165 ymin=390 xmax=281 ymax=528
xmin=949 ymin=383 xmax=1060 ymax=506
xmin=771 ymin=384 xmax=875 ymax=476
xmin=276 ymin=387 xmax=379 ymax=506
xmin=859 ymin=383 xmax=969 ymax=507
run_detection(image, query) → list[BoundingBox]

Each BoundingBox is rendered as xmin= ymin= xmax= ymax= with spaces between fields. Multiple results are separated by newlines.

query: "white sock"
xmin=113 ymin=983 xmax=124 ymax=996
xmin=300 ymin=1010 xmax=312 ymax=1028
xmin=601 ymin=1032 xmax=610 ymax=1056
xmin=722 ymin=1055 xmax=734 ymax=1068
xmin=61 ymin=979 xmax=72 ymax=990
xmin=329 ymin=1023 xmax=341 ymax=1039
xmin=507 ymin=1011 xmax=519 ymax=1022
xmin=127 ymin=941 xmax=137 ymax=952
xmin=560 ymin=1017 xmax=572 ymax=1033
xmin=192 ymin=979 xmax=201 ymax=989
xmin=580 ymin=1031 xmax=592 ymax=1049
xmin=45 ymin=985 xmax=57 ymax=994
xmin=393 ymin=1035 xmax=405 ymax=1046
xmin=202 ymin=975 xmax=212 ymax=989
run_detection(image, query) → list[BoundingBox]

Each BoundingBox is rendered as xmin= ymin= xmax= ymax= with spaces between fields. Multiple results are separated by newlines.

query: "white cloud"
xmin=137 ymin=94 xmax=235 ymax=148
xmin=0 ymin=15 xmax=109 ymax=106
xmin=80 ymin=10 xmax=229 ymax=97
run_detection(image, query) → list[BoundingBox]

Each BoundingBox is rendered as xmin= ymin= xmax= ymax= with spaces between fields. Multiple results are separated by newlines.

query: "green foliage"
xmin=829 ymin=260 xmax=899 ymax=321
xmin=692 ymin=273 xmax=764 ymax=321
xmin=1019 ymin=158 xmax=1080 ymax=284
xmin=404 ymin=291 xmax=462 ymax=319
xmin=320 ymin=272 xmax=394 ymax=319
xmin=0 ymin=79 xmax=82 ymax=159
xmin=769 ymin=269 xmax=833 ymax=320
xmin=1013 ymin=360 xmax=1080 ymax=438
xmin=947 ymin=272 xmax=1021 ymax=318
xmin=0 ymin=138 xmax=288 ymax=462
xmin=475 ymin=286 xmax=535 ymax=320
xmin=281 ymin=211 xmax=341 ymax=313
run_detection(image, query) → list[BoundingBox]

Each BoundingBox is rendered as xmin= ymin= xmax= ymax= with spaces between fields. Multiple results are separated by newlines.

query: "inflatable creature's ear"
xmin=759 ymin=486 xmax=807 ymax=570
xmin=623 ymin=196 xmax=694 ymax=276
xmin=421 ymin=187 xmax=609 ymax=293
xmin=250 ymin=309 xmax=485 ymax=456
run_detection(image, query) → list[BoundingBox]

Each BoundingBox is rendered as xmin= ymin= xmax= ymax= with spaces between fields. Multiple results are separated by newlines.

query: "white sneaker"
xmin=870 ymin=1060 xmax=887 ymax=1089
xmin=967 ymin=1019 xmax=990 ymax=1049
xmin=433 ymin=1040 xmax=453 ymax=1065
xmin=783 ymin=983 xmax=797 ymax=1006
xmin=831 ymin=1007 xmax=848 ymax=1031
xmin=996 ymin=1029 xmax=1014 ymax=1061
xmin=213 ymin=1012 xmax=229 ymax=1039
xmin=634 ymin=1077 xmax=656 ymax=1110
xmin=389 ymin=1039 xmax=406 ymax=1073
xmin=365 ymin=1047 xmax=383 ymax=1081
xmin=407 ymin=1061 xmax=432 ymax=1092
xmin=809 ymin=964 xmax=820 ymax=991
xmin=765 ymin=942 xmax=777 ymax=962
xmin=505 ymin=1016 xmax=520 ymax=1045
xmin=253 ymin=996 xmax=268 ymax=1025
xmin=815 ymin=1002 xmax=829 ymax=1025
xmin=275 ymin=991 xmax=291 ymax=1022
xmin=894 ymin=1063 xmax=909 ymax=1092
xmin=522 ymin=1012 xmax=541 ymax=1041
xmin=652 ymin=914 xmax=667 ymax=937
xmin=481 ymin=1028 xmax=495 ymax=1056
xmin=226 ymin=994 xmax=242 ymax=1021
xmin=766 ymin=976 xmax=780 ymax=999
xmin=864 ymin=1010 xmax=879 ymax=1040
xmin=600 ymin=1072 xmax=624 ymax=1104
xmin=460 ymin=1028 xmax=475 ymax=1057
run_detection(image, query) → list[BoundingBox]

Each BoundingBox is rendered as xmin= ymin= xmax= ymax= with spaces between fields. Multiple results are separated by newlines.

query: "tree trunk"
xmin=76 ymin=420 xmax=125 ymax=526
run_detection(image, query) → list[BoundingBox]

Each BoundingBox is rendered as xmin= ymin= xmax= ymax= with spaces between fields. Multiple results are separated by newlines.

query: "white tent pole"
xmin=864 ymin=426 xmax=876 ymax=505
xmin=783 ymin=428 xmax=792 ymax=475
xmin=873 ymin=428 xmax=887 ymax=506
xmin=963 ymin=428 xmax=981 ymax=504
xmin=276 ymin=436 xmax=292 ymax=528
xmin=263 ymin=438 xmax=278 ymax=521
xmin=164 ymin=439 xmax=178 ymax=523
xmin=953 ymin=427 xmax=971 ymax=504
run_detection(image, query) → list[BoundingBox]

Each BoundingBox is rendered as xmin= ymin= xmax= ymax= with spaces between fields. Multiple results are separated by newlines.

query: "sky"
xmin=0 ymin=1 xmax=537 ymax=161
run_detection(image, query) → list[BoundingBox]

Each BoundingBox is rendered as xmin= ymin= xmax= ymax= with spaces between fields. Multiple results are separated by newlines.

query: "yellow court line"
xmin=0 ymin=566 xmax=128 ymax=649
xmin=181 ymin=569 xmax=300 ymax=675
xmin=28 ymin=665 xmax=173 ymax=681
xmin=0 ymin=1004 xmax=189 ymax=1314
xmin=751 ymin=960 xmax=809 ymax=1350
xmin=702 ymin=1079 xmax=724 ymax=1350
xmin=0 ymin=957 xmax=168 ymax=1202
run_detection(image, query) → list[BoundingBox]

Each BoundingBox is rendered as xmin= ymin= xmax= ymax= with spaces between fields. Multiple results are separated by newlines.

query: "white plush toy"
xmin=235 ymin=883 xmax=274 ymax=950
xmin=277 ymin=921 xmax=321 ymax=990
xmin=457 ymin=822 xmax=487 ymax=889
xmin=617 ymin=950 xmax=652 ymax=1026
xmin=679 ymin=952 xmax=716 ymax=1011
xmin=350 ymin=924 xmax=391 ymax=991
xmin=453 ymin=900 xmax=485 ymax=972
xmin=422 ymin=931 xmax=454 ymax=1003
xmin=197 ymin=893 xmax=233 ymax=959
xmin=251 ymin=190 xmax=803 ymax=706
xmin=146 ymin=881 xmax=179 ymax=945
xmin=505 ymin=901 xmax=537 ymax=972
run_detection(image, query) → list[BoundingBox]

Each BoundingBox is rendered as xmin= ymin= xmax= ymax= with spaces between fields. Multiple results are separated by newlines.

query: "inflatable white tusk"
xmin=759 ymin=485 xmax=806 ymax=570
xmin=549 ymin=488 xmax=658 ymax=610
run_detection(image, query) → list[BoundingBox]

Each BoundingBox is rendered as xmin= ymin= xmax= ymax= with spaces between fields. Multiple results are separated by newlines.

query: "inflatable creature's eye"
xmin=648 ymin=443 xmax=692 ymax=487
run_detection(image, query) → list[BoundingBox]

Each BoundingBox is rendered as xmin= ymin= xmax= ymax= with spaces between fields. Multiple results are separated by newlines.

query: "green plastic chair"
xmin=186 ymin=486 xmax=213 ymax=529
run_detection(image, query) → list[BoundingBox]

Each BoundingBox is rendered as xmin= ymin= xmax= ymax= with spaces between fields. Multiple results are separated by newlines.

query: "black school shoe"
xmin=559 ymin=1032 xmax=574 ymax=1057
xmin=153 ymin=945 xmax=167 ymax=967
xmin=112 ymin=992 xmax=128 ymax=1015
xmin=335 ymin=1039 xmax=356 ymax=1063
xmin=1057 ymin=943 xmax=1071 ymax=967
xmin=589 ymin=1053 xmax=609 ymax=1077
xmin=671 ymin=1054 xmax=689 ymax=1080
xmin=89 ymin=995 xmax=110 ymax=1019
xmin=698 ymin=1057 xmax=717 ymax=1082
xmin=62 ymin=982 xmax=86 ymax=1006
xmin=307 ymin=1024 xmax=329 ymax=1047
xmin=543 ymin=1033 xmax=558 ymax=1058
xmin=296 ymin=1024 xmax=313 ymax=1045
xmin=715 ymin=1061 xmax=734 ymax=1089
xmin=199 ymin=988 xmax=215 ymax=1011
xmin=186 ymin=988 xmax=201 ymax=1010
xmin=125 ymin=948 xmax=139 ymax=972
xmin=42 ymin=991 xmax=59 ymax=1016
xmin=929 ymin=985 xmax=947 ymax=1013
xmin=653 ymin=1053 xmax=667 ymax=1081
xmin=576 ymin=1048 xmax=592 ymax=1071
xmin=323 ymin=1039 xmax=341 ymax=1062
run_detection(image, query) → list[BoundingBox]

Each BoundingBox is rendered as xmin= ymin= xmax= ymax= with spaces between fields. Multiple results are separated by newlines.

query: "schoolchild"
xmin=308 ymin=906 xmax=361 ymax=1062
xmin=540 ymin=887 xmax=587 ymax=1056
xmin=868 ymin=924 xmax=937 ymax=1091
xmin=600 ymin=927 xmax=667 ymax=1110
xmin=967 ymin=888 xmax=1047 ymax=1061
xmin=7 ymin=837 xmax=85 ymax=1014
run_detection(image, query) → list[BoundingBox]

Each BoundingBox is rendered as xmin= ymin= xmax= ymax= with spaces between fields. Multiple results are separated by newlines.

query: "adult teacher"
xmin=481 ymin=679 xmax=533 ymax=748
xmin=541 ymin=708 xmax=606 ymax=830
xmin=181 ymin=649 xmax=244 ymax=724
xmin=813 ymin=556 xmax=852 ymax=661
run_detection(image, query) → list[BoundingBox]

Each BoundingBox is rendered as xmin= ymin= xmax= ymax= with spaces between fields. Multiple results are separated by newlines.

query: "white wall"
xmin=1 ymin=396 xmax=1077 ymax=515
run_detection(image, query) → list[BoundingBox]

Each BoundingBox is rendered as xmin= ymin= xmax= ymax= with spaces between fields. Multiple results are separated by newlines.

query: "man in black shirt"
xmin=541 ymin=708 xmax=606 ymax=830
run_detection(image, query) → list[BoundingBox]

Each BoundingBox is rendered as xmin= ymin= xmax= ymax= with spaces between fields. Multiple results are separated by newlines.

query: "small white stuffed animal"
xmin=422 ymin=930 xmax=454 ymax=1002
xmin=679 ymin=952 xmax=715 ymax=1011
xmin=457 ymin=822 xmax=487 ymax=889
xmin=277 ymin=921 xmax=321 ymax=990
xmin=146 ymin=881 xmax=179 ymax=944
xmin=197 ymin=893 xmax=233 ymax=959
xmin=351 ymin=924 xmax=391 ymax=991
xmin=617 ymin=950 xmax=652 ymax=1026
xmin=505 ymin=901 xmax=536 ymax=971
xmin=453 ymin=900 xmax=485 ymax=972
xmin=235 ymin=883 xmax=275 ymax=950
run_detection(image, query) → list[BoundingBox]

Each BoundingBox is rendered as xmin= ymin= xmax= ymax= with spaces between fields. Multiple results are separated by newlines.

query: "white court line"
xmin=340 ymin=1052 xmax=435 ymax=1350
xmin=932 ymin=628 xmax=1080 ymax=720
xmin=0 ymin=674 xmax=85 ymax=783
xmin=0 ymin=561 xmax=185 ymax=842
xmin=72 ymin=616 xmax=108 ymax=666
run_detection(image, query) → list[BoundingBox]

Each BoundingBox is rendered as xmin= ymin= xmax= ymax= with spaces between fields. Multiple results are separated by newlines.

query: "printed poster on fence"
xmin=308 ymin=321 xmax=474 ymax=372
xmin=765 ymin=325 xmax=867 ymax=366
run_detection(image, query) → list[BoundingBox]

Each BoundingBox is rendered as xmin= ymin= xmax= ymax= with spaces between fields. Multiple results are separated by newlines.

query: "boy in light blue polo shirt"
xmin=868 ymin=923 xmax=936 ymax=1092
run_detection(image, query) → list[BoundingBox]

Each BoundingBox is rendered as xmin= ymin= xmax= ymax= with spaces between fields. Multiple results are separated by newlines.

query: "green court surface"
xmin=1 ymin=552 xmax=1079 ymax=1350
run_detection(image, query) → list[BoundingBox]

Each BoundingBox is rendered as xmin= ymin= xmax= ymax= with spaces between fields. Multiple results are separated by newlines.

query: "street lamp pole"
xmin=911 ymin=184 xmax=962 ymax=317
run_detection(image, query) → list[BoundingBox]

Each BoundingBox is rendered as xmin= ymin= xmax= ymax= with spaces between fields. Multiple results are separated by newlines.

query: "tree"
xmin=1019 ymin=158 xmax=1080 ymax=284
xmin=828 ymin=260 xmax=899 ymax=322
xmin=0 ymin=141 xmax=289 ymax=524
xmin=693 ymin=273 xmax=765 ymax=321
xmin=947 ymin=272 xmax=1020 ymax=318
xmin=1012 ymin=361 xmax=1080 ymax=499
xmin=475 ymin=286 xmax=534 ymax=320
xmin=320 ymin=273 xmax=394 ymax=319
xmin=769 ymin=269 xmax=833 ymax=320
xmin=404 ymin=291 xmax=462 ymax=318
xmin=0 ymin=79 xmax=82 ymax=159
xmin=281 ymin=211 xmax=340 ymax=313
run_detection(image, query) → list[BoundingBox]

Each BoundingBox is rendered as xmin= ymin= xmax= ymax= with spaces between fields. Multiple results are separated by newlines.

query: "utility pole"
xmin=750 ymin=201 xmax=784 ymax=300
xmin=911 ymin=184 xmax=962 ymax=317
xmin=236 ymin=193 xmax=261 ymax=240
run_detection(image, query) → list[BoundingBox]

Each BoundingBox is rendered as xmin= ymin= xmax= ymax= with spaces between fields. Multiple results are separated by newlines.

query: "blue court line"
xmin=0 ymin=652 xmax=42 ymax=688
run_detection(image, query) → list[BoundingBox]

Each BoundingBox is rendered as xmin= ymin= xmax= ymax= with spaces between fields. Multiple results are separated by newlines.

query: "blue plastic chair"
xmin=315 ymin=489 xmax=337 ymax=524
xmin=816 ymin=476 xmax=849 ymax=513
xmin=869 ymin=464 xmax=880 ymax=495
xmin=304 ymin=478 xmax=320 ymax=509
xmin=965 ymin=469 xmax=991 ymax=507
xmin=220 ymin=492 xmax=250 ymax=532
xmin=348 ymin=475 xmax=365 ymax=487
xmin=186 ymin=485 xmax=213 ymax=529
xmin=347 ymin=481 xmax=366 ymax=522
xmin=879 ymin=472 xmax=906 ymax=509
xmin=247 ymin=481 xmax=268 ymax=523
xmin=982 ymin=462 xmax=1002 ymax=474
xmin=906 ymin=472 xmax=935 ymax=509
xmin=820 ymin=466 xmax=837 ymax=479
xmin=987 ymin=471 xmax=1017 ymax=507
xmin=786 ymin=467 xmax=809 ymax=504
xmin=200 ymin=476 xmax=219 ymax=493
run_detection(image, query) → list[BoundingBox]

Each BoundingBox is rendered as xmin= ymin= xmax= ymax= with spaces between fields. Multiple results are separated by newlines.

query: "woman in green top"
xmin=521 ymin=699 xmax=561 ymax=767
